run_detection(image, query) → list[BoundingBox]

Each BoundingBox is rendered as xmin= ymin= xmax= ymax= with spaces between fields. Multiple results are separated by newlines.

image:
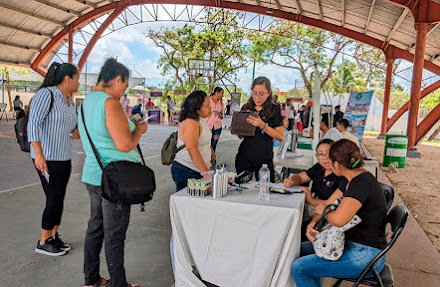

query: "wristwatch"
xmin=261 ymin=123 xmax=269 ymax=134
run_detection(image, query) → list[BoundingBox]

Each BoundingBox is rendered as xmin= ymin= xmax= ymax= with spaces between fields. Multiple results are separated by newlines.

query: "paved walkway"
xmin=0 ymin=120 xmax=438 ymax=286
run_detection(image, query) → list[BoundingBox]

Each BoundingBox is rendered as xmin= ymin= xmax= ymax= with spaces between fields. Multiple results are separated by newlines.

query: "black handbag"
xmin=81 ymin=105 xmax=156 ymax=211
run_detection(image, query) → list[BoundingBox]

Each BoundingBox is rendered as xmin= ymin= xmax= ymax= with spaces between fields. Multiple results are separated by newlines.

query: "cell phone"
xmin=43 ymin=170 xmax=50 ymax=183
xmin=130 ymin=114 xmax=142 ymax=123
xmin=269 ymin=187 xmax=289 ymax=194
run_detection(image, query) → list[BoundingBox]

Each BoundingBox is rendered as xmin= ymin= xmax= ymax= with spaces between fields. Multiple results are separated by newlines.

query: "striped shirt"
xmin=27 ymin=86 xmax=78 ymax=161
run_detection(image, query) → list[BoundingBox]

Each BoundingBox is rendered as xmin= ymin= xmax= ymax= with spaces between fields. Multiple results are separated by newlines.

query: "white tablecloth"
xmin=170 ymin=182 xmax=305 ymax=287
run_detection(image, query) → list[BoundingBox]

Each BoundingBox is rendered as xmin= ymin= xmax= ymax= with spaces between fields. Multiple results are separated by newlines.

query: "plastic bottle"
xmin=259 ymin=164 xmax=270 ymax=201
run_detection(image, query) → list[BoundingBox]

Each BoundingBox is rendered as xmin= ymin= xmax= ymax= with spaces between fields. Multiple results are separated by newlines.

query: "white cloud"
xmin=234 ymin=63 xmax=302 ymax=93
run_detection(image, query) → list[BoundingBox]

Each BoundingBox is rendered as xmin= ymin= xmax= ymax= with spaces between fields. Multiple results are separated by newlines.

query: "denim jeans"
xmin=83 ymin=184 xmax=131 ymax=287
xmin=291 ymin=241 xmax=386 ymax=287
xmin=171 ymin=161 xmax=202 ymax=191
xmin=211 ymin=127 xmax=222 ymax=151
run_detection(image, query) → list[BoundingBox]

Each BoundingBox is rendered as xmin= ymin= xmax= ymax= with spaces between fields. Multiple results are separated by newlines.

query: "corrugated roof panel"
xmin=0 ymin=0 xmax=68 ymax=25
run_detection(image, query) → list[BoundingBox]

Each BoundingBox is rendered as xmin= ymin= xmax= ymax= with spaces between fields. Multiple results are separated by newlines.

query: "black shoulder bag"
xmin=80 ymin=105 xmax=156 ymax=211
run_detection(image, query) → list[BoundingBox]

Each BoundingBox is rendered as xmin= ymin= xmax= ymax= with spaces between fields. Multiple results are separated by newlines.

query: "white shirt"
xmin=166 ymin=99 xmax=175 ymax=110
xmin=174 ymin=118 xmax=212 ymax=172
xmin=286 ymin=105 xmax=295 ymax=119
xmin=323 ymin=127 xmax=343 ymax=142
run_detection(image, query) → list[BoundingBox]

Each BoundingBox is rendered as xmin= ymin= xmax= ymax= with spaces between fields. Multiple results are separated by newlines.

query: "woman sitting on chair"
xmin=283 ymin=139 xmax=347 ymax=207
xmin=291 ymin=139 xmax=387 ymax=287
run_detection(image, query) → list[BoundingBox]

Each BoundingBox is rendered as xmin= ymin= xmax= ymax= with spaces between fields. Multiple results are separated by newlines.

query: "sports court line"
xmin=0 ymin=172 xmax=82 ymax=194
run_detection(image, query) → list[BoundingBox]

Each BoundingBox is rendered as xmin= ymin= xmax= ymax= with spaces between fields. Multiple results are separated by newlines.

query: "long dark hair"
xmin=40 ymin=62 xmax=78 ymax=89
xmin=330 ymin=139 xmax=364 ymax=169
xmin=210 ymin=86 xmax=223 ymax=96
xmin=97 ymin=58 xmax=129 ymax=87
xmin=242 ymin=76 xmax=274 ymax=118
xmin=179 ymin=90 xmax=207 ymax=122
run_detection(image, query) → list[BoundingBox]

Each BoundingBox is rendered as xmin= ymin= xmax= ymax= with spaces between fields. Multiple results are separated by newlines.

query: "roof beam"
xmin=385 ymin=8 xmax=409 ymax=43
xmin=316 ymin=0 xmax=323 ymax=20
xmin=0 ymin=41 xmax=40 ymax=52
xmin=364 ymin=0 xmax=376 ymax=32
xmin=427 ymin=23 xmax=440 ymax=38
xmin=341 ymin=0 xmax=345 ymax=26
xmin=0 ymin=22 xmax=52 ymax=38
xmin=32 ymin=0 xmax=82 ymax=16
xmin=72 ymin=0 xmax=97 ymax=9
xmin=273 ymin=0 xmax=282 ymax=10
xmin=294 ymin=0 xmax=303 ymax=14
xmin=0 ymin=3 xmax=64 ymax=26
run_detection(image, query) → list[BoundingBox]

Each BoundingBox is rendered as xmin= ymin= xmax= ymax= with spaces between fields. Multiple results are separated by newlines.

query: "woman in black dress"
xmin=235 ymin=76 xmax=284 ymax=182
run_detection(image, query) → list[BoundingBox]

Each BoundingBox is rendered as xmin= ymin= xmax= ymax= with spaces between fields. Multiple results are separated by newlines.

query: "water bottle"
xmin=259 ymin=164 xmax=270 ymax=201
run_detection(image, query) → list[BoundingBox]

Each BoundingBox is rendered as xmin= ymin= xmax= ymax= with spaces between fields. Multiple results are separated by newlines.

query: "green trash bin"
xmin=383 ymin=135 xmax=408 ymax=168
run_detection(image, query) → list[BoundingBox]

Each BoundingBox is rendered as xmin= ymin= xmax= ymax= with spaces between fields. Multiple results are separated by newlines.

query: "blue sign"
xmin=150 ymin=92 xmax=162 ymax=97
xmin=344 ymin=91 xmax=374 ymax=143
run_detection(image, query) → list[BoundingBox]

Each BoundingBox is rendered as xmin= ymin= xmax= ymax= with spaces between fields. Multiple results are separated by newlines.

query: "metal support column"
xmin=407 ymin=23 xmax=429 ymax=153
xmin=379 ymin=57 xmax=394 ymax=138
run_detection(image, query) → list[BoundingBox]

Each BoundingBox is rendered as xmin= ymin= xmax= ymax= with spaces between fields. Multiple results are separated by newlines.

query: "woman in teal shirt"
xmin=78 ymin=58 xmax=147 ymax=287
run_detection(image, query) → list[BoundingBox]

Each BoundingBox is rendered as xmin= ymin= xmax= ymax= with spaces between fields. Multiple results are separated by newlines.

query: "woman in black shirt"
xmin=291 ymin=139 xmax=387 ymax=287
xmin=235 ymin=76 xmax=284 ymax=182
xmin=284 ymin=139 xmax=347 ymax=206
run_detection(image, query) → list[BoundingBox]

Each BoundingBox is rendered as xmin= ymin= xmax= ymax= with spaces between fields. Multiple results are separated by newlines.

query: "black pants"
xmin=235 ymin=154 xmax=275 ymax=182
xmin=288 ymin=119 xmax=295 ymax=130
xmin=84 ymin=184 xmax=131 ymax=287
xmin=34 ymin=160 xmax=71 ymax=230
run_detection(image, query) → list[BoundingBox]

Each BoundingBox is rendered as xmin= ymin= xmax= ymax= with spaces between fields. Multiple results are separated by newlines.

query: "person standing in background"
xmin=13 ymin=95 xmax=25 ymax=118
xmin=205 ymin=87 xmax=224 ymax=151
xmin=166 ymin=96 xmax=175 ymax=125
xmin=145 ymin=98 xmax=154 ymax=110
xmin=285 ymin=98 xmax=296 ymax=130
xmin=333 ymin=105 xmax=344 ymax=127
xmin=120 ymin=94 xmax=130 ymax=115
xmin=225 ymin=99 xmax=231 ymax=116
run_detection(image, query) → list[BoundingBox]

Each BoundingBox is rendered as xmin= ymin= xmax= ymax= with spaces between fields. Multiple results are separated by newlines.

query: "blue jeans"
xmin=211 ymin=127 xmax=222 ymax=151
xmin=171 ymin=161 xmax=202 ymax=191
xmin=291 ymin=241 xmax=386 ymax=287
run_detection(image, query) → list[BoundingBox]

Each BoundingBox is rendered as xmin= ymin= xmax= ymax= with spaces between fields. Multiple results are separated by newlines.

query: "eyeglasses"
xmin=316 ymin=153 xmax=329 ymax=159
xmin=252 ymin=91 xmax=268 ymax=98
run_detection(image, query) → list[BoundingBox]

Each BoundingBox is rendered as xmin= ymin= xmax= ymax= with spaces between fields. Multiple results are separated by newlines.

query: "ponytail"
xmin=97 ymin=58 xmax=129 ymax=87
xmin=329 ymin=139 xmax=364 ymax=169
xmin=40 ymin=62 xmax=78 ymax=89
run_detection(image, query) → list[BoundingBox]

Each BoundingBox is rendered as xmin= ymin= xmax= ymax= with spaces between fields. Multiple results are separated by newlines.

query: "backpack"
xmin=15 ymin=89 xmax=54 ymax=152
xmin=161 ymin=131 xmax=185 ymax=165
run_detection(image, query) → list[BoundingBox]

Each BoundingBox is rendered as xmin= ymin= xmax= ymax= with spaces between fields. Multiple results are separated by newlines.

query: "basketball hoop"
xmin=188 ymin=59 xmax=216 ymax=78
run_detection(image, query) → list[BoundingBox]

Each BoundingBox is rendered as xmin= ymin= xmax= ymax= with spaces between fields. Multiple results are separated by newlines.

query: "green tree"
xmin=249 ymin=21 xmax=352 ymax=99
xmin=147 ymin=8 xmax=251 ymax=92
xmin=0 ymin=67 xmax=28 ymax=111
xmin=421 ymin=89 xmax=440 ymax=115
